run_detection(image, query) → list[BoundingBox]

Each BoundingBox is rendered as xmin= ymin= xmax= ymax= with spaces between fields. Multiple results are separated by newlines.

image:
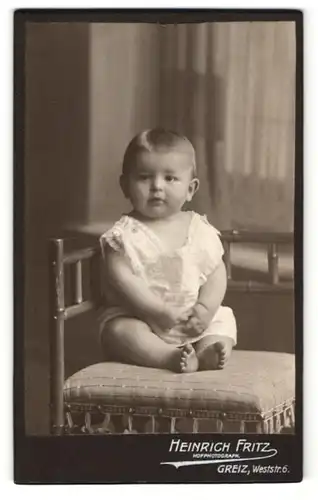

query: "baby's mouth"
xmin=149 ymin=197 xmax=165 ymax=204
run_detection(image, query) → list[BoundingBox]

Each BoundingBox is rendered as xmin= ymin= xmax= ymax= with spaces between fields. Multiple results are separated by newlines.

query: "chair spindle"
xmin=74 ymin=260 xmax=83 ymax=304
xmin=267 ymin=243 xmax=279 ymax=285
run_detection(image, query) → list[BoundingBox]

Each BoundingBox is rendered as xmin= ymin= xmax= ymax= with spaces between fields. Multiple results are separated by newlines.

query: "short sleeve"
xmin=100 ymin=225 xmax=124 ymax=258
xmin=194 ymin=214 xmax=224 ymax=281
xmin=99 ymin=217 xmax=144 ymax=276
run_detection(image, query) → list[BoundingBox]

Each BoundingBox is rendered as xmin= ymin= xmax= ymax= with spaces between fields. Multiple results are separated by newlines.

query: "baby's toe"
xmin=214 ymin=341 xmax=223 ymax=351
xmin=215 ymin=341 xmax=230 ymax=369
xmin=219 ymin=349 xmax=226 ymax=360
xmin=215 ymin=342 xmax=226 ymax=356
xmin=181 ymin=352 xmax=188 ymax=363
xmin=218 ymin=358 xmax=226 ymax=368
xmin=183 ymin=344 xmax=193 ymax=355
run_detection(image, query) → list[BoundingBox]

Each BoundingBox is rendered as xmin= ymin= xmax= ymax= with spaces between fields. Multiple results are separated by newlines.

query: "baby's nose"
xmin=151 ymin=177 xmax=164 ymax=190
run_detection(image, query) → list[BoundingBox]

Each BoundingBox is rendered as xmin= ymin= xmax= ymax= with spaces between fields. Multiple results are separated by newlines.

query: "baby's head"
xmin=120 ymin=128 xmax=199 ymax=220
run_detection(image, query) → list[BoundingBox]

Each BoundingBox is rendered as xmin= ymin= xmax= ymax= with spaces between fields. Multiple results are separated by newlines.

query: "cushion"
xmin=64 ymin=350 xmax=295 ymax=418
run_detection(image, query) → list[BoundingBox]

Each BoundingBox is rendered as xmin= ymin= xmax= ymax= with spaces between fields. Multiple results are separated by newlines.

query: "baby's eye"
xmin=138 ymin=173 xmax=150 ymax=180
xmin=165 ymin=175 xmax=178 ymax=182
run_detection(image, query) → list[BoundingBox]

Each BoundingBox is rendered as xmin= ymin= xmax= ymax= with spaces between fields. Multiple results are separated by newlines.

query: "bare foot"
xmin=179 ymin=344 xmax=199 ymax=373
xmin=197 ymin=338 xmax=233 ymax=371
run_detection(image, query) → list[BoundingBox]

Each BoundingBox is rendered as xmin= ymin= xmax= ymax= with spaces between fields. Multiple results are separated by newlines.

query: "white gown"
xmin=99 ymin=211 xmax=237 ymax=347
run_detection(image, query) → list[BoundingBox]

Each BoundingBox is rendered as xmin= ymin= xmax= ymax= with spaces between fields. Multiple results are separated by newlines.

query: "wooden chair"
xmin=49 ymin=230 xmax=295 ymax=435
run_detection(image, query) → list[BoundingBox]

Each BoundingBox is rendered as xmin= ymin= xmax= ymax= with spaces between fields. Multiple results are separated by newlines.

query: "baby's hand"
xmin=152 ymin=306 xmax=191 ymax=331
xmin=181 ymin=303 xmax=211 ymax=337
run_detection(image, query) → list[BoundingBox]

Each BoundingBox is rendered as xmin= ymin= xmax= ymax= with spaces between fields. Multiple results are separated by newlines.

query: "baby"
xmin=99 ymin=128 xmax=237 ymax=373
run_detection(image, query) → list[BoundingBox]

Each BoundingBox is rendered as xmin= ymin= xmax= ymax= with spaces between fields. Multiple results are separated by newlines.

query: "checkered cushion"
xmin=64 ymin=350 xmax=295 ymax=416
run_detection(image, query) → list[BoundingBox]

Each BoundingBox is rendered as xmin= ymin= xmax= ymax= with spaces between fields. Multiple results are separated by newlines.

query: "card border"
xmin=14 ymin=8 xmax=303 ymax=484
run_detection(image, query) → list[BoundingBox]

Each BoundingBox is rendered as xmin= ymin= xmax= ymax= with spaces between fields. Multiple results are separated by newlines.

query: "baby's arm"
xmin=104 ymin=248 xmax=184 ymax=331
xmin=182 ymin=261 xmax=227 ymax=336
xmin=197 ymin=260 xmax=227 ymax=318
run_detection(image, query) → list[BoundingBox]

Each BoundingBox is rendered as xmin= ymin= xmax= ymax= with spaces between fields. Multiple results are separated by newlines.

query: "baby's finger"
xmin=179 ymin=321 xmax=195 ymax=334
xmin=184 ymin=317 xmax=197 ymax=329
xmin=187 ymin=318 xmax=199 ymax=329
xmin=179 ymin=311 xmax=193 ymax=322
xmin=178 ymin=315 xmax=189 ymax=324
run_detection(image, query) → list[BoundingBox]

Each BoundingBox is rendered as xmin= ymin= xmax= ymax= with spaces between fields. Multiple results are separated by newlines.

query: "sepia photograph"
xmin=14 ymin=9 xmax=302 ymax=483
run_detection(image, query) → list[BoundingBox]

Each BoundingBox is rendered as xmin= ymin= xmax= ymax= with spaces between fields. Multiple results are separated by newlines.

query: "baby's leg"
xmin=101 ymin=317 xmax=198 ymax=373
xmin=195 ymin=307 xmax=237 ymax=370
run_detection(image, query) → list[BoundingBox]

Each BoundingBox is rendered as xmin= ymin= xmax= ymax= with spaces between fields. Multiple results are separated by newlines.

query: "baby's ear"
xmin=120 ymin=175 xmax=129 ymax=198
xmin=187 ymin=178 xmax=200 ymax=201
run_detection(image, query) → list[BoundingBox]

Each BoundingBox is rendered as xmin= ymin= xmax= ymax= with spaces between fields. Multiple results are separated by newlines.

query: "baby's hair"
xmin=122 ymin=128 xmax=197 ymax=177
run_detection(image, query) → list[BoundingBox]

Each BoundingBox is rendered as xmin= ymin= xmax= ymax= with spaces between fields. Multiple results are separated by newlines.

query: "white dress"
xmin=99 ymin=211 xmax=237 ymax=347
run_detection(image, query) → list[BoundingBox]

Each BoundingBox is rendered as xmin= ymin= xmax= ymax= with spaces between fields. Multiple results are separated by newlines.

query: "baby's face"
xmin=122 ymin=150 xmax=198 ymax=219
